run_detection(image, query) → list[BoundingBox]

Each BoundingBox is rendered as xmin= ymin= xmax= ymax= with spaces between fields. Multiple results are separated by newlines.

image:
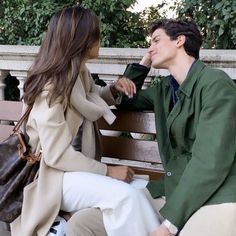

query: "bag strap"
xmin=13 ymin=105 xmax=33 ymax=132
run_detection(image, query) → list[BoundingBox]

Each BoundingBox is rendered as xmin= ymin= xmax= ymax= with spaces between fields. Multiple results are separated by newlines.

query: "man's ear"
xmin=176 ymin=35 xmax=186 ymax=47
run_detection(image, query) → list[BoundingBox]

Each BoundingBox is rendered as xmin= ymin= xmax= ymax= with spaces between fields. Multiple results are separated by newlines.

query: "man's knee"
xmin=142 ymin=188 xmax=165 ymax=222
xmin=179 ymin=203 xmax=236 ymax=236
xmin=66 ymin=208 xmax=107 ymax=236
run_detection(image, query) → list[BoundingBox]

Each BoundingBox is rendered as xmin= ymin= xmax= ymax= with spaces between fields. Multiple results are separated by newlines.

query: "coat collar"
xmin=179 ymin=60 xmax=206 ymax=97
xmin=163 ymin=60 xmax=206 ymax=98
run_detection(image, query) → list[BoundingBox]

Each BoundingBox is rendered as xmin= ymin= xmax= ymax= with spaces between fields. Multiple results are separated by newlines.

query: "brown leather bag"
xmin=0 ymin=106 xmax=41 ymax=223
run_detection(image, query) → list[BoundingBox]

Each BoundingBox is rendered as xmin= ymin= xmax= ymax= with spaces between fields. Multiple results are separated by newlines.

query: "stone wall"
xmin=0 ymin=45 xmax=235 ymax=100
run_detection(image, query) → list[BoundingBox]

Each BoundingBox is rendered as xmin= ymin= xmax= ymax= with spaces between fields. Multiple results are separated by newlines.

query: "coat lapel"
xmin=166 ymin=96 xmax=182 ymax=136
xmin=166 ymin=60 xmax=206 ymax=136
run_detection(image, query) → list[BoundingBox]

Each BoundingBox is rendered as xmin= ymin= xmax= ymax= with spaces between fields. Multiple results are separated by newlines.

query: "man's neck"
xmin=168 ymin=55 xmax=195 ymax=85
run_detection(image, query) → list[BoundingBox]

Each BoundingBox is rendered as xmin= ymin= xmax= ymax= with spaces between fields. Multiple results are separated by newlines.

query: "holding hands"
xmin=111 ymin=76 xmax=136 ymax=98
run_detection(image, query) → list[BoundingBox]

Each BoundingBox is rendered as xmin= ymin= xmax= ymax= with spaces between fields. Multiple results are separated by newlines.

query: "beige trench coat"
xmin=11 ymin=67 xmax=117 ymax=236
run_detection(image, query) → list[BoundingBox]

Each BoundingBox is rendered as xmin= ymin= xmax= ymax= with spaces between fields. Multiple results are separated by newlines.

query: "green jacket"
xmin=121 ymin=60 xmax=236 ymax=229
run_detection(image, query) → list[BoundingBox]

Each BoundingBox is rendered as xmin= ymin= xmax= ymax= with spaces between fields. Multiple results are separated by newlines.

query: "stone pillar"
xmin=0 ymin=70 xmax=9 ymax=100
xmin=10 ymin=71 xmax=28 ymax=99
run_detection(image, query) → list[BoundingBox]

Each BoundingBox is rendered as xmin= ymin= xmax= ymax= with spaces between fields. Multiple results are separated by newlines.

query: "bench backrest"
xmin=0 ymin=100 xmax=23 ymax=141
xmin=98 ymin=109 xmax=164 ymax=180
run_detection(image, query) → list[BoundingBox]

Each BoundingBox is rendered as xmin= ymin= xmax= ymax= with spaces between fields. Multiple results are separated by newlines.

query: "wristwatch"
xmin=163 ymin=219 xmax=178 ymax=235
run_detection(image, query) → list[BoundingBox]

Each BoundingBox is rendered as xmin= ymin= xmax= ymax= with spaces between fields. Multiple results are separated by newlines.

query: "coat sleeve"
xmin=160 ymin=73 xmax=236 ymax=229
xmin=124 ymin=63 xmax=150 ymax=90
xmin=30 ymin=94 xmax=107 ymax=175
xmin=94 ymin=84 xmax=119 ymax=106
xmin=88 ymin=69 xmax=121 ymax=106
xmin=118 ymin=63 xmax=155 ymax=111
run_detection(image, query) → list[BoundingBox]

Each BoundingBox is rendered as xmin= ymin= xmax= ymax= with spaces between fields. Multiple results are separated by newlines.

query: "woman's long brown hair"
xmin=23 ymin=6 xmax=100 ymax=106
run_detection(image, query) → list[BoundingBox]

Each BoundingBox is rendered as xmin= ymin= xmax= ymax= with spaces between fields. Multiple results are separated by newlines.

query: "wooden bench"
xmin=0 ymin=100 xmax=23 ymax=142
xmin=0 ymin=100 xmax=164 ymax=232
xmin=0 ymin=100 xmax=164 ymax=178
xmin=98 ymin=109 xmax=164 ymax=180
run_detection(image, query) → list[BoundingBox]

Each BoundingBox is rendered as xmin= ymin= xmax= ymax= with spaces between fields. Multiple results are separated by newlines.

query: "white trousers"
xmin=61 ymin=172 xmax=160 ymax=236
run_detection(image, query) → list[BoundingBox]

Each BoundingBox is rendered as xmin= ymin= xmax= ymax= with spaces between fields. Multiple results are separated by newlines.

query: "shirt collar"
xmin=169 ymin=76 xmax=179 ymax=103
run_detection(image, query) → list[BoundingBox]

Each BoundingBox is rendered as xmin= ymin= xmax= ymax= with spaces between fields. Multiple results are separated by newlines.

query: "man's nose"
xmin=148 ymin=45 xmax=153 ymax=53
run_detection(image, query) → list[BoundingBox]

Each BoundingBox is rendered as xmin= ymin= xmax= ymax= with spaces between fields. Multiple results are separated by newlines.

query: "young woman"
xmin=10 ymin=5 xmax=160 ymax=236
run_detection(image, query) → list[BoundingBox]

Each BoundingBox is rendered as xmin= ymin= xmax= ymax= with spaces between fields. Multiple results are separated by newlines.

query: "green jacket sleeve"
xmin=123 ymin=63 xmax=150 ymax=90
xmin=146 ymin=176 xmax=165 ymax=198
xmin=118 ymin=63 xmax=155 ymax=110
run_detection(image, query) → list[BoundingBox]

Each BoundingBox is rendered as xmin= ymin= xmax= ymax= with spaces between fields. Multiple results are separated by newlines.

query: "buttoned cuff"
xmin=163 ymin=219 xmax=178 ymax=235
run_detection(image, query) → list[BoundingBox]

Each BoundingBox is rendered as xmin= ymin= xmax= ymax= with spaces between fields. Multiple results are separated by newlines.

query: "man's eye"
xmin=152 ymin=37 xmax=160 ymax=43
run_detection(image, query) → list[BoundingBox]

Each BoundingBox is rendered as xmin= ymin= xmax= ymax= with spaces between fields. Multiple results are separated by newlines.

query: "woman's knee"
xmin=117 ymin=185 xmax=144 ymax=204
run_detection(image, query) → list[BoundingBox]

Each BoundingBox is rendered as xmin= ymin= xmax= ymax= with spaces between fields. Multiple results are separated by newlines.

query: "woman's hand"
xmin=111 ymin=77 xmax=136 ymax=98
xmin=107 ymin=165 xmax=135 ymax=183
xmin=150 ymin=224 xmax=175 ymax=236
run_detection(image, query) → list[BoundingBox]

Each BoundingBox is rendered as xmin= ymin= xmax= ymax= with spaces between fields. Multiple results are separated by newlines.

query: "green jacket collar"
xmin=179 ymin=60 xmax=206 ymax=97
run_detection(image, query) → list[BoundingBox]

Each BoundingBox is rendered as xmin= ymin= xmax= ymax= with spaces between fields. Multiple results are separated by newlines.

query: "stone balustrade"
xmin=0 ymin=45 xmax=236 ymax=100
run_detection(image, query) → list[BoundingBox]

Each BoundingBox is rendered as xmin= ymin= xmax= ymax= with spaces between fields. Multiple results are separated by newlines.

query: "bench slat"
xmin=0 ymin=125 xmax=14 ymax=141
xmin=98 ymin=109 xmax=164 ymax=180
xmin=133 ymin=168 xmax=164 ymax=180
xmin=101 ymin=136 xmax=161 ymax=164
xmin=98 ymin=110 xmax=156 ymax=134
xmin=0 ymin=101 xmax=22 ymax=121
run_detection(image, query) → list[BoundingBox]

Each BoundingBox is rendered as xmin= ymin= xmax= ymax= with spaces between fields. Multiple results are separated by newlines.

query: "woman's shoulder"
xmin=31 ymin=90 xmax=65 ymax=122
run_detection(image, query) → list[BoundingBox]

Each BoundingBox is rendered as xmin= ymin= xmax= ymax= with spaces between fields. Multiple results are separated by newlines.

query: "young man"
xmin=66 ymin=19 xmax=236 ymax=236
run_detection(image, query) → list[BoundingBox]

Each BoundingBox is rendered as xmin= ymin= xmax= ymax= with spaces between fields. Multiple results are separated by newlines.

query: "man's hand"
xmin=111 ymin=77 xmax=136 ymax=98
xmin=140 ymin=52 xmax=152 ymax=67
xmin=107 ymin=165 xmax=135 ymax=183
xmin=150 ymin=224 xmax=175 ymax=236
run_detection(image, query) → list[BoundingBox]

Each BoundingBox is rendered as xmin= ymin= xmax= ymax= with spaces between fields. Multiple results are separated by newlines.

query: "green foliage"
xmin=176 ymin=0 xmax=236 ymax=49
xmin=138 ymin=2 xmax=169 ymax=46
xmin=0 ymin=0 xmax=71 ymax=45
xmin=150 ymin=75 xmax=164 ymax=87
xmin=140 ymin=6 xmax=162 ymax=31
xmin=0 ymin=0 xmax=234 ymax=49
xmin=82 ymin=0 xmax=147 ymax=47
xmin=0 ymin=0 xmax=76 ymax=45
xmin=0 ymin=0 xmax=152 ymax=47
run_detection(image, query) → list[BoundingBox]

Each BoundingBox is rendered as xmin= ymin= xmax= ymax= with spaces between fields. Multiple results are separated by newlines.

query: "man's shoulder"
xmin=199 ymin=65 xmax=235 ymax=89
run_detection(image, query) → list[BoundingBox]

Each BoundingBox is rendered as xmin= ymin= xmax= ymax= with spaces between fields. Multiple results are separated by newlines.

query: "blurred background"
xmin=0 ymin=0 xmax=235 ymax=49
